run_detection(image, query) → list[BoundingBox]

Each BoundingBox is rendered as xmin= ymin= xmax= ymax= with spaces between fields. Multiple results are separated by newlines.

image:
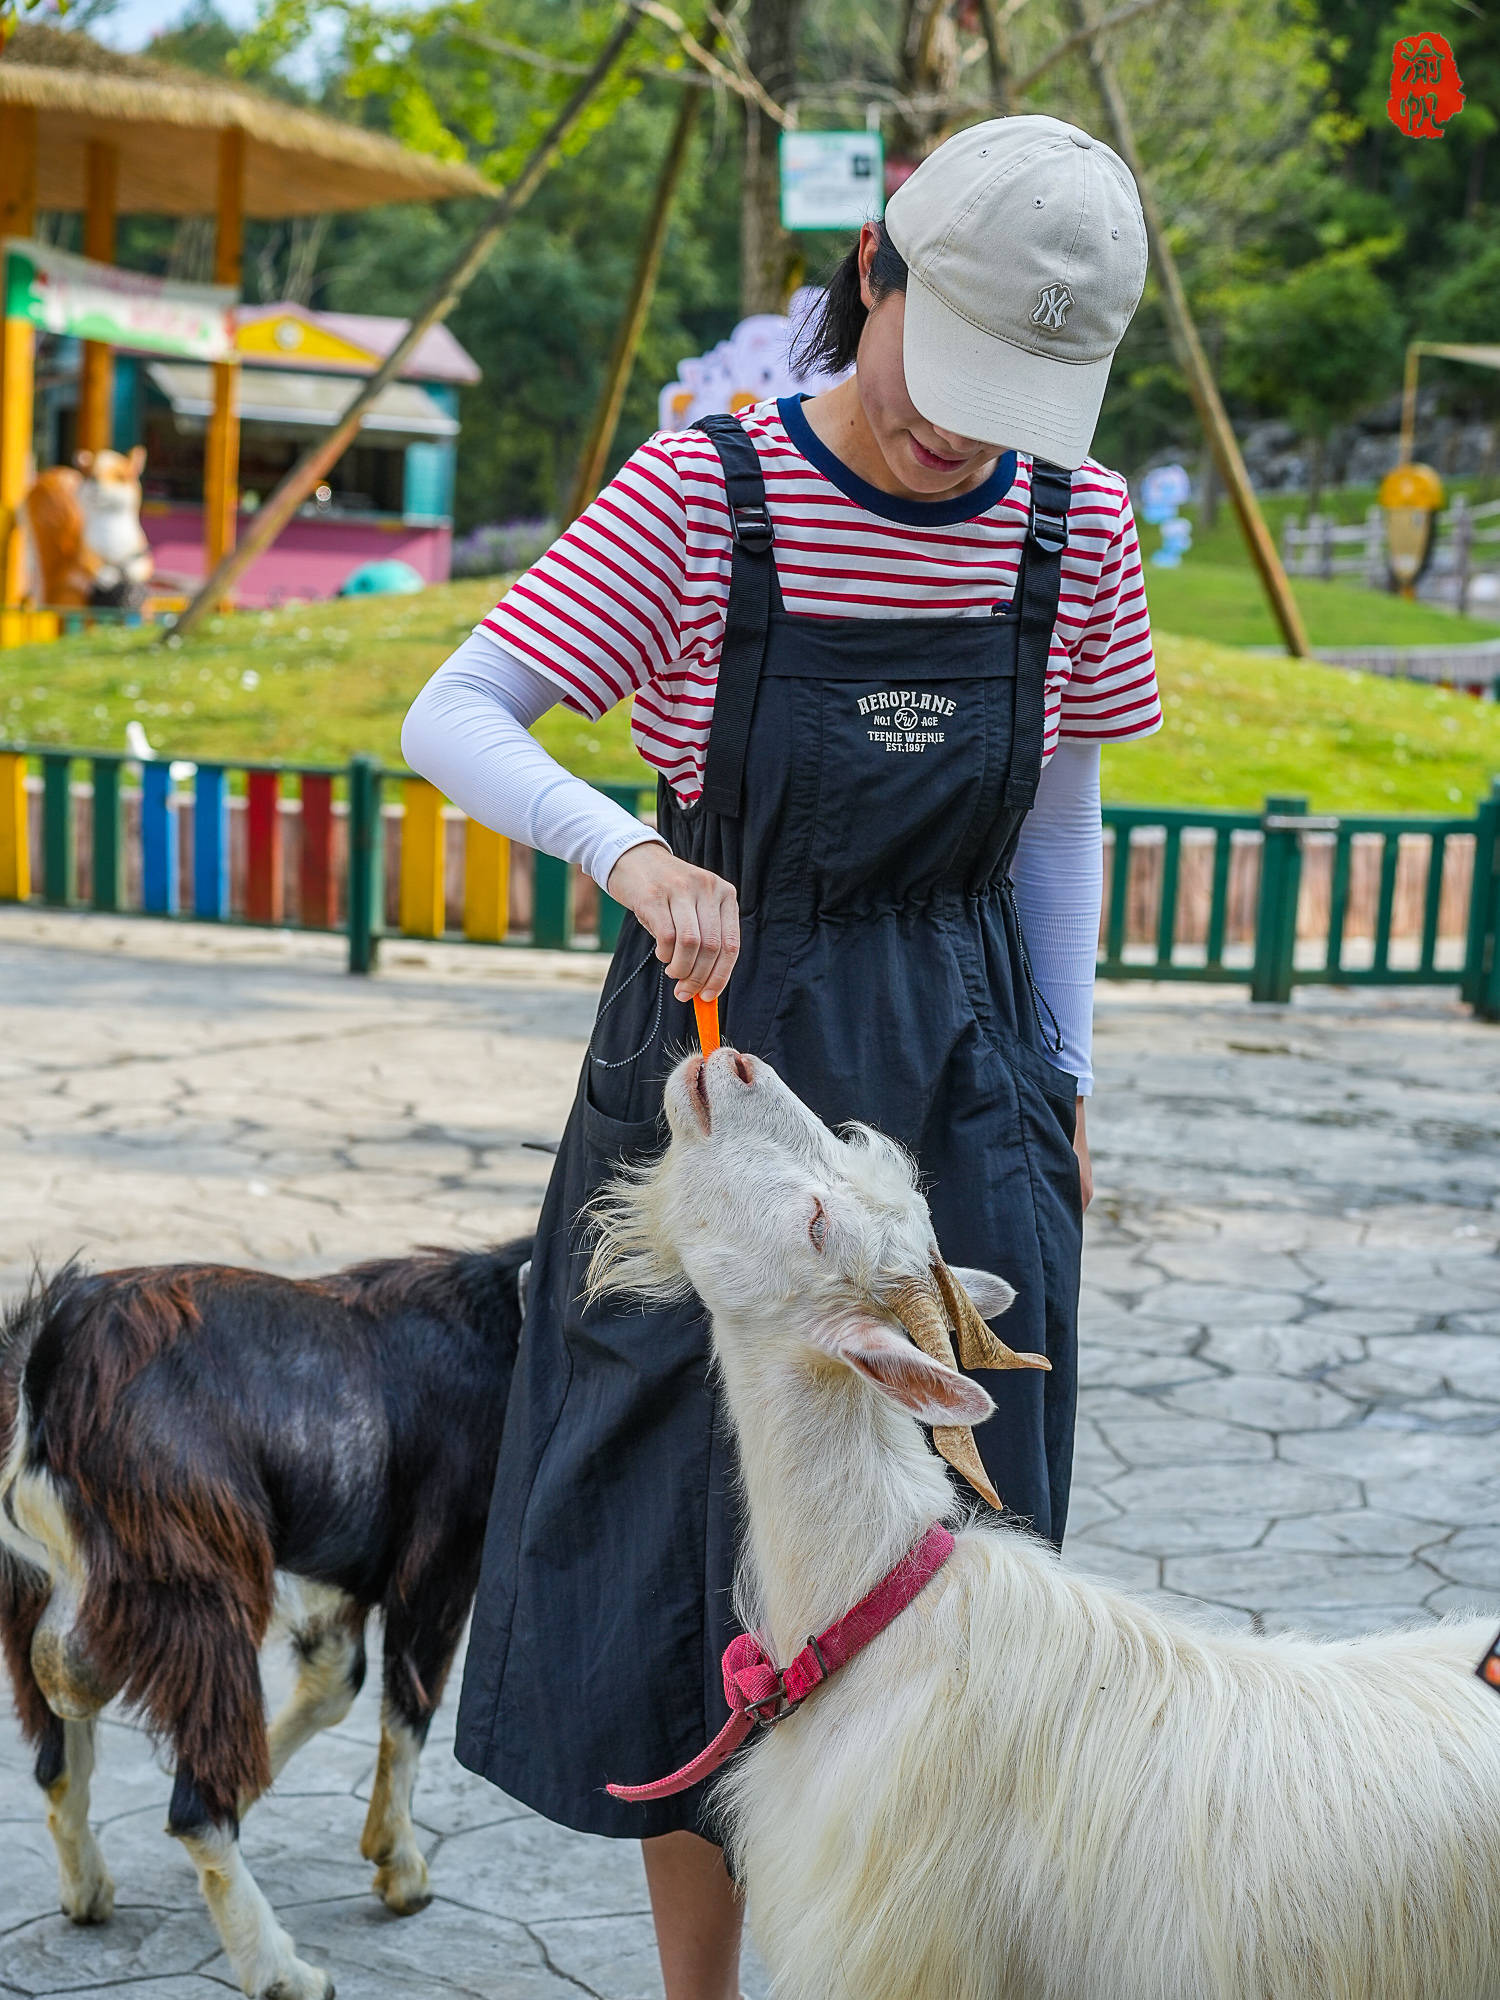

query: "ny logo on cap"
xmin=1031 ymin=283 xmax=1074 ymax=333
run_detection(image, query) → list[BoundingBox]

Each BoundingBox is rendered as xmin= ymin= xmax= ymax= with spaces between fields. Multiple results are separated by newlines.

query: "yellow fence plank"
xmin=463 ymin=820 xmax=510 ymax=943
xmin=399 ymin=778 xmax=446 ymax=938
xmin=0 ymin=752 xmax=30 ymax=900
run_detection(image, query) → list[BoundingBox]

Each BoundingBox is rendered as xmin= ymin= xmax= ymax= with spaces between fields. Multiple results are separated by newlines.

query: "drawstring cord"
xmin=589 ymin=949 xmax=666 ymax=1071
xmin=1003 ymin=878 xmax=1065 ymax=1057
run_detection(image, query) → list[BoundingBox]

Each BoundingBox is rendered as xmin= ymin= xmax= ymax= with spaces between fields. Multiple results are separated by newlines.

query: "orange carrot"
xmin=693 ymin=993 xmax=721 ymax=1055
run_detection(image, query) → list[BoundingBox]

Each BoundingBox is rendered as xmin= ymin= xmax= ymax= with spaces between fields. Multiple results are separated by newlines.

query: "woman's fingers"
xmin=608 ymin=846 xmax=740 ymax=1002
xmin=665 ymin=888 xmax=715 ymax=995
xmin=694 ymin=886 xmax=740 ymax=1002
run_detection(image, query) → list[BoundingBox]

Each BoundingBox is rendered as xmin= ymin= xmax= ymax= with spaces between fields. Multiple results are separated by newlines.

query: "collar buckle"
xmin=746 ymin=1668 xmax=791 ymax=1727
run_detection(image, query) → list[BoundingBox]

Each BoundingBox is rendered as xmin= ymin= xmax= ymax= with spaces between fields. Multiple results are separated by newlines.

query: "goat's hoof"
xmin=374 ymin=1855 xmax=431 ymax=1916
xmin=61 ymin=1872 xmax=115 ymax=1925
xmin=257 ymin=1964 xmax=333 ymax=2000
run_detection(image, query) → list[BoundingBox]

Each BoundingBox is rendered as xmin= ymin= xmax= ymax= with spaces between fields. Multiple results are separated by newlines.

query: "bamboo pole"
xmin=1399 ymin=341 xmax=1423 ymax=467
xmin=77 ymin=141 xmax=119 ymax=457
xmin=171 ymin=3 xmax=644 ymax=643
xmin=0 ymin=104 xmax=38 ymax=649
xmin=1062 ymin=0 xmax=1309 ymax=658
xmin=566 ymin=20 xmax=716 ymax=525
xmin=203 ymin=130 xmax=245 ymax=593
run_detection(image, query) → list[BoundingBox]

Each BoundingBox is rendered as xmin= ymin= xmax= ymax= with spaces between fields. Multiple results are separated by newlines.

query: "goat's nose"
xmin=731 ymin=1052 xmax=754 ymax=1086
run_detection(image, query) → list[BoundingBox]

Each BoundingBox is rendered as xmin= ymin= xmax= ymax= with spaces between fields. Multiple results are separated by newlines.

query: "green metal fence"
xmin=1 ymin=743 xmax=1496 ymax=1019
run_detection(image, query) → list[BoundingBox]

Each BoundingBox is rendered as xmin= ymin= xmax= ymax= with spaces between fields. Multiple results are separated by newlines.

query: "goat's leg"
xmin=248 ymin=1596 xmax=366 ymax=1809
xmin=360 ymin=1590 xmax=467 ymax=1915
xmin=28 ymin=1579 xmax=119 ymax=1923
xmin=1 ymin=1560 xmax=115 ymax=1924
xmin=43 ymin=1716 xmax=115 ymax=1925
xmin=170 ymin=1769 xmax=333 ymax=2000
xmin=161 ymin=1612 xmax=331 ymax=2000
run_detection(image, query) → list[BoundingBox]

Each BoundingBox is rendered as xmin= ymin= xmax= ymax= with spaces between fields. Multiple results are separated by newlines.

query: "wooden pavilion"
xmin=0 ymin=24 xmax=489 ymax=632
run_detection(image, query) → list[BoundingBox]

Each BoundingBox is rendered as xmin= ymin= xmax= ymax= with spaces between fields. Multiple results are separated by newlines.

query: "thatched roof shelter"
xmin=0 ymin=23 xmax=491 ymax=216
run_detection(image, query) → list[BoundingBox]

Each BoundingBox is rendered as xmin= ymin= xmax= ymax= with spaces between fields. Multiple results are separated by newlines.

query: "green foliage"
xmin=1220 ymin=244 xmax=1406 ymax=445
xmin=103 ymin=0 xmax=1500 ymax=530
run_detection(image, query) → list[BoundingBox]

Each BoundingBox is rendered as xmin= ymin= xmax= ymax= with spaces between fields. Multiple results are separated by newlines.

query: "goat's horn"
xmin=884 ymin=1277 xmax=1004 ymax=1513
xmin=932 ymin=1260 xmax=1050 ymax=1375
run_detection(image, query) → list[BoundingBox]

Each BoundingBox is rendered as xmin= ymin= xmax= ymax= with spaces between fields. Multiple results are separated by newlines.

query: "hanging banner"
xmin=2 ymin=239 xmax=236 ymax=361
xmin=779 ymin=131 xmax=884 ymax=232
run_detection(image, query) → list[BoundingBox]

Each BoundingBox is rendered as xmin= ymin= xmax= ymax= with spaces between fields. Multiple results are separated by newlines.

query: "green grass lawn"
xmin=1141 ymin=560 xmax=1500 ymax=651
xmin=1105 ymin=631 xmax=1500 ymax=812
xmin=1 ymin=574 xmax=1498 ymax=814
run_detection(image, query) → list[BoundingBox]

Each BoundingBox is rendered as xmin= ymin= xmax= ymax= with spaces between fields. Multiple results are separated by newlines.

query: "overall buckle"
xmin=730 ymin=501 xmax=774 ymax=553
xmin=1029 ymin=507 xmax=1068 ymax=556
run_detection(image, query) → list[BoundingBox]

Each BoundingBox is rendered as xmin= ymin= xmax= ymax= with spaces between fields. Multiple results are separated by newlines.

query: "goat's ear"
xmin=947 ymin=1266 xmax=1016 ymax=1319
xmin=827 ymin=1317 xmax=995 ymax=1426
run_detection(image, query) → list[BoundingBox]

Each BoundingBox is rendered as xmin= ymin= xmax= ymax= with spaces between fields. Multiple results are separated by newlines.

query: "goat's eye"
xmin=808 ymin=1200 xmax=828 ymax=1252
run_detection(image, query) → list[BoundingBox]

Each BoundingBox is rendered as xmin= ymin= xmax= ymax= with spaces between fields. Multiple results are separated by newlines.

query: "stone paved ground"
xmin=2 ymin=908 xmax=1499 ymax=1998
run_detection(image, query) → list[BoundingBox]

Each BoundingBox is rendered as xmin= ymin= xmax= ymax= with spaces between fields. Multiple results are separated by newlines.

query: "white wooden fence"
xmin=1281 ymin=495 xmax=1500 ymax=613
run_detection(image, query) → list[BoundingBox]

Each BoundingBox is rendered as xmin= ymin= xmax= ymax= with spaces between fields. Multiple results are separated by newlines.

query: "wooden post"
xmin=77 ymin=142 xmax=119 ymax=457
xmin=1252 ymin=796 xmax=1307 ymax=1005
xmin=346 ymin=754 xmax=384 ymax=974
xmin=0 ymin=105 xmax=39 ymax=649
xmin=1399 ymin=342 xmax=1422 ymax=468
xmin=1062 ymin=0 xmax=1309 ymax=659
xmin=173 ymin=4 xmax=642 ymax=643
xmin=203 ymin=130 xmax=245 ymax=593
xmin=566 ymin=21 xmax=715 ymax=526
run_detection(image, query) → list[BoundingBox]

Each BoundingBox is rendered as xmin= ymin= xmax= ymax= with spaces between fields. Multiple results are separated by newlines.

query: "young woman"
xmin=404 ymin=113 xmax=1159 ymax=2000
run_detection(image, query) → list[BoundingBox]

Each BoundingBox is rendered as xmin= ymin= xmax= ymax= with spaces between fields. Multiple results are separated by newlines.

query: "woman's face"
xmin=854 ymin=225 xmax=1003 ymax=499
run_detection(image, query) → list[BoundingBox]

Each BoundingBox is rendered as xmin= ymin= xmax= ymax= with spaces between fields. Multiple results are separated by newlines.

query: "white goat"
xmin=590 ymin=1046 xmax=1500 ymax=2000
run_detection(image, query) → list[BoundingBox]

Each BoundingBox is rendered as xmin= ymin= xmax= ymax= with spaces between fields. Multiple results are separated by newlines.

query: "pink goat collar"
xmin=607 ymin=1522 xmax=956 ymax=1803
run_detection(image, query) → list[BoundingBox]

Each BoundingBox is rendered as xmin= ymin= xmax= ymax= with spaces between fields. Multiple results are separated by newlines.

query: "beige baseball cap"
xmin=884 ymin=115 xmax=1148 ymax=470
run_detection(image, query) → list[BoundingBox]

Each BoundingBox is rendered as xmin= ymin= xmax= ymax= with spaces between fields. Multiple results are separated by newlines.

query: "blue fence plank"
xmin=193 ymin=764 xmax=229 ymax=921
xmin=141 ymin=762 xmax=179 ymax=915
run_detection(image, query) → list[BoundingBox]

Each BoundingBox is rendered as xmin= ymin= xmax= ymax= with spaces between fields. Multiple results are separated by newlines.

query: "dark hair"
xmin=790 ymin=221 xmax=909 ymax=377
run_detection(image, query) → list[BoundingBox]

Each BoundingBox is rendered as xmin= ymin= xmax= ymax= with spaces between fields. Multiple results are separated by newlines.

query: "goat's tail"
xmin=0 ymin=1257 xmax=88 ymax=1463
xmin=0 ymin=1271 xmax=64 ymax=1749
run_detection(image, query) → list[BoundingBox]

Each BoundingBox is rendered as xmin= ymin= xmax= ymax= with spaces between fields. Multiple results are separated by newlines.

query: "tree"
xmin=1221 ymin=246 xmax=1405 ymax=508
xmin=740 ymin=0 xmax=806 ymax=312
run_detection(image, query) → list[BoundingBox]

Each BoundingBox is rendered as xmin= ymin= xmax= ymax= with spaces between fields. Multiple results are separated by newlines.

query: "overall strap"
xmin=696 ymin=414 xmax=778 ymax=820
xmin=1003 ymin=460 xmax=1073 ymax=811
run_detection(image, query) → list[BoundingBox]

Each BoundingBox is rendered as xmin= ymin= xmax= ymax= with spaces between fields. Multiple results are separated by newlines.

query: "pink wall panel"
xmin=143 ymin=505 xmax=452 ymax=608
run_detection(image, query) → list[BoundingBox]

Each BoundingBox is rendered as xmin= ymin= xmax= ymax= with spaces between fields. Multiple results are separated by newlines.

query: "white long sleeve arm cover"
xmin=400 ymin=629 xmax=667 ymax=891
xmin=1010 ymin=739 xmax=1102 ymax=1098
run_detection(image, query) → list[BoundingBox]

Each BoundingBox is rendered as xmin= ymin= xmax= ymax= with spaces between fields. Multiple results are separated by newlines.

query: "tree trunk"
xmin=891 ymin=0 xmax=963 ymax=161
xmin=740 ymin=0 xmax=805 ymax=314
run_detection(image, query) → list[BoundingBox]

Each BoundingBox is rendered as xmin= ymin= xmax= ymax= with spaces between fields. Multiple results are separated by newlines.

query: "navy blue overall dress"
xmin=456 ymin=411 xmax=1084 ymax=1839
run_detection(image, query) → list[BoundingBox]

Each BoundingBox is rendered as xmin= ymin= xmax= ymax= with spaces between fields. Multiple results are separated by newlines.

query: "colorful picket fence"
xmin=0 ymin=746 xmax=647 ymax=975
xmin=1 ymin=744 xmax=1498 ymax=1018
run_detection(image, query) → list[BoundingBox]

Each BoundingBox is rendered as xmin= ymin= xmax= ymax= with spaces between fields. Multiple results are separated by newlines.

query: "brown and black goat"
xmin=0 ymin=1239 xmax=530 ymax=2000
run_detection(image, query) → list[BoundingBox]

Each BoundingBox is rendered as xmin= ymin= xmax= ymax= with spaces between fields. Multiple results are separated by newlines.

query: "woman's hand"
xmin=1074 ymin=1098 xmax=1093 ymax=1211
xmin=606 ymin=842 xmax=741 ymax=1003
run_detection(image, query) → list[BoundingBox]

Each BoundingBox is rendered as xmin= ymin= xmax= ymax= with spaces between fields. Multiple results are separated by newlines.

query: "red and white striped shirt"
xmin=481 ymin=397 xmax=1160 ymax=804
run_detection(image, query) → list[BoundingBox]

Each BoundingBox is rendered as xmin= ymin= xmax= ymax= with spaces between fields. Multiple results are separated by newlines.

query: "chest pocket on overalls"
xmin=758 ymin=613 xmax=1016 ymax=913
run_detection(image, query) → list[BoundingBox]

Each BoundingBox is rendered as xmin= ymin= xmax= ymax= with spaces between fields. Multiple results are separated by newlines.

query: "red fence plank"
xmin=300 ymin=773 xmax=336 ymax=929
xmin=246 ymin=771 xmax=283 ymax=926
